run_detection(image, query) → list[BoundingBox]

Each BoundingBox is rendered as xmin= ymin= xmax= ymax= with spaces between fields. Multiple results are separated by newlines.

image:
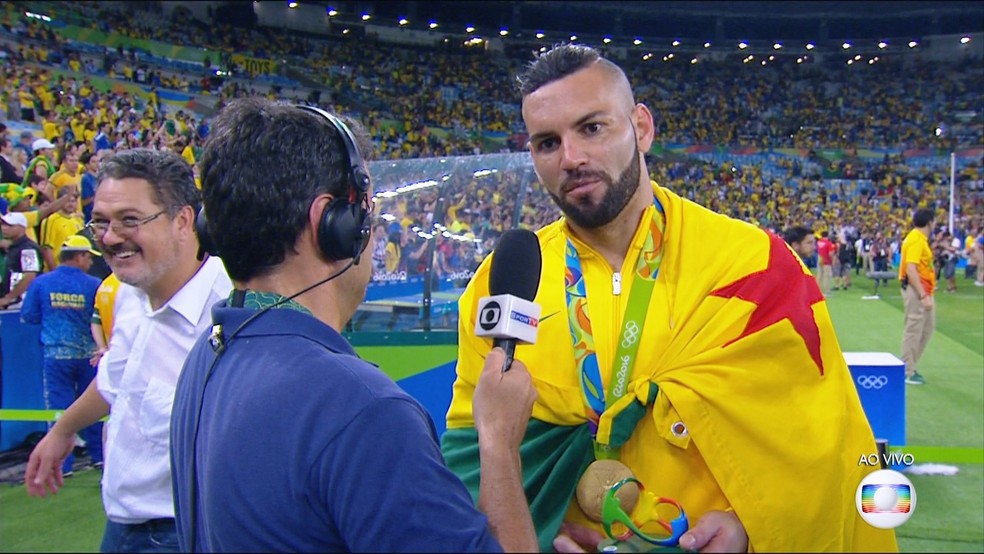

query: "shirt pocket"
xmin=138 ymin=376 xmax=176 ymax=447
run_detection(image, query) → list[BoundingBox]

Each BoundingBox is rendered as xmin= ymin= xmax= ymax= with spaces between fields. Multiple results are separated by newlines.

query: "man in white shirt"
xmin=24 ymin=149 xmax=231 ymax=553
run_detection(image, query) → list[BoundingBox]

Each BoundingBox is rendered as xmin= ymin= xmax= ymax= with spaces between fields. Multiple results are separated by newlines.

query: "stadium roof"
xmin=315 ymin=1 xmax=983 ymax=41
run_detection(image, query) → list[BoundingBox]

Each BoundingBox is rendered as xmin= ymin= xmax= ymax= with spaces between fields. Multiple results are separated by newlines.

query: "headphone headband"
xmin=295 ymin=105 xmax=371 ymax=198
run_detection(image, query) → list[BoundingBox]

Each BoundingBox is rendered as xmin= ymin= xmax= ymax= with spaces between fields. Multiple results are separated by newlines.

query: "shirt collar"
xmin=136 ymin=256 xmax=224 ymax=325
xmin=212 ymin=301 xmax=358 ymax=358
xmin=228 ymin=289 xmax=314 ymax=316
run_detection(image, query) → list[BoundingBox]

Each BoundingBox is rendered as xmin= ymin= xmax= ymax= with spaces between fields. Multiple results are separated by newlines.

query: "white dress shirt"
xmin=96 ymin=256 xmax=231 ymax=523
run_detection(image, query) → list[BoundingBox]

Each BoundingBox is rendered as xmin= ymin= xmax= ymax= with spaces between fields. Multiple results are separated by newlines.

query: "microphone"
xmin=475 ymin=229 xmax=542 ymax=371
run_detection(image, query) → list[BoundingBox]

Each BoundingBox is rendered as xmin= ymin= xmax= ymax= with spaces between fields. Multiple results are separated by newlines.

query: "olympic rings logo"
xmin=621 ymin=320 xmax=641 ymax=349
xmin=856 ymin=375 xmax=889 ymax=390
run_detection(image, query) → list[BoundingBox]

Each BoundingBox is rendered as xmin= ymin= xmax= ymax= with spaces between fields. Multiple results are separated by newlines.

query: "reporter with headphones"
xmin=169 ymin=98 xmax=539 ymax=552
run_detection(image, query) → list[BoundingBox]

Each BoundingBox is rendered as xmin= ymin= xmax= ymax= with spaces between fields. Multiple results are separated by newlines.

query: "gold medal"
xmin=575 ymin=459 xmax=639 ymax=522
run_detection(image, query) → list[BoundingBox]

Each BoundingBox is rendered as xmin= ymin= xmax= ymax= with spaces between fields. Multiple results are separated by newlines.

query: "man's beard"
xmin=549 ymin=147 xmax=641 ymax=229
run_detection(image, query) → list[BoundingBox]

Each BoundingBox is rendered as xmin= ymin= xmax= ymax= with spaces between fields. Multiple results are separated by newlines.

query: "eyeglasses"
xmin=87 ymin=209 xmax=167 ymax=238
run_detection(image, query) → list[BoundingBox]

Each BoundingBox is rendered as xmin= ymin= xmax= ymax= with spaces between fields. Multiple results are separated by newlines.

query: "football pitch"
xmin=1 ymin=277 xmax=981 ymax=552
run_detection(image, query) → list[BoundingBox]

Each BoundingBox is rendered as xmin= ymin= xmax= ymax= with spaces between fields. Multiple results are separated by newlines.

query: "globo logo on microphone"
xmin=475 ymin=294 xmax=541 ymax=344
xmin=479 ymin=301 xmax=502 ymax=331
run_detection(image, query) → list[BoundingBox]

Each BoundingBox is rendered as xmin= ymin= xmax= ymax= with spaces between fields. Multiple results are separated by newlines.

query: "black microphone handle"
xmin=493 ymin=338 xmax=516 ymax=372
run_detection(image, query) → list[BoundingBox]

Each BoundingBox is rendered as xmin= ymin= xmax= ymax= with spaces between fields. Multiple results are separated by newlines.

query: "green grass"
xmin=897 ymin=463 xmax=984 ymax=550
xmin=1 ymin=278 xmax=980 ymax=552
xmin=825 ymin=275 xmax=984 ymax=552
xmin=0 ymin=469 xmax=104 ymax=552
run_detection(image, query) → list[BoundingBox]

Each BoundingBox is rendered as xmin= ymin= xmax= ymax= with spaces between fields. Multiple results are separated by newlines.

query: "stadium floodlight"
xmin=691 ymin=57 xmax=698 ymax=64
xmin=399 ymin=18 xmax=408 ymax=26
xmin=361 ymin=13 xmax=370 ymax=21
xmin=672 ymin=40 xmax=680 ymax=46
xmin=960 ymin=36 xmax=971 ymax=44
xmin=773 ymin=42 xmax=782 ymax=49
xmin=499 ymin=28 xmax=508 ymax=36
xmin=327 ymin=8 xmax=337 ymax=16
xmin=878 ymin=41 xmax=887 ymax=49
xmin=738 ymin=41 xmax=748 ymax=49
xmin=847 ymin=59 xmax=854 ymax=65
xmin=806 ymin=42 xmax=815 ymax=50
xmin=908 ymin=40 xmax=918 ymax=48
xmin=396 ymin=179 xmax=440 ymax=193
xmin=768 ymin=55 xmax=775 ymax=61
xmin=704 ymin=41 xmax=711 ymax=48
xmin=667 ymin=52 xmax=674 ymax=59
xmin=570 ymin=34 xmax=577 ymax=41
xmin=603 ymin=36 xmax=612 ymax=44
xmin=342 ymin=28 xmax=350 ymax=34
xmin=854 ymin=54 xmax=861 ymax=60
xmin=466 ymin=25 xmax=475 ymax=33
xmin=868 ymin=58 xmax=876 ymax=64
xmin=761 ymin=60 xmax=767 ymax=65
xmin=842 ymin=42 xmax=851 ymax=49
xmin=288 ymin=1 xmax=298 ymax=8
xmin=429 ymin=21 xmax=438 ymax=29
xmin=633 ymin=38 xmax=642 ymax=45
xmin=797 ymin=57 xmax=803 ymax=63
xmin=536 ymin=31 xmax=545 ymax=39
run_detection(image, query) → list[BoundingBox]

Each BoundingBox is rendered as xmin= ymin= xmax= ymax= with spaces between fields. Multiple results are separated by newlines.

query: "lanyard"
xmin=565 ymin=199 xmax=665 ymax=460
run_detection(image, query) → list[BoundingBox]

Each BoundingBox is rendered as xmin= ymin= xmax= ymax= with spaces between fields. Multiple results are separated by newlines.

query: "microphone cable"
xmin=187 ymin=257 xmax=356 ymax=553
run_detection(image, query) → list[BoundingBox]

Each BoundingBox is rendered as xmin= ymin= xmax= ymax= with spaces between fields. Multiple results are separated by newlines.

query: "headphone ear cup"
xmin=195 ymin=206 xmax=215 ymax=260
xmin=319 ymin=198 xmax=370 ymax=261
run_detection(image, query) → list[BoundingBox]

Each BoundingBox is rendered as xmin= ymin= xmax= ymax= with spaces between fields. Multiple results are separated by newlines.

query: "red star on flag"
xmin=710 ymin=232 xmax=827 ymax=375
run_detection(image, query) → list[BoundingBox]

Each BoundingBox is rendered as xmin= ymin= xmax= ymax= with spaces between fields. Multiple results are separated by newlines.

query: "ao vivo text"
xmin=858 ymin=452 xmax=915 ymax=467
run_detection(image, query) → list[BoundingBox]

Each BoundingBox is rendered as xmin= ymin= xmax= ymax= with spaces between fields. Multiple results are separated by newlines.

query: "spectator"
xmin=782 ymin=226 xmax=816 ymax=263
xmin=19 ymin=235 xmax=103 ymax=475
xmin=0 ymin=211 xmax=43 ymax=308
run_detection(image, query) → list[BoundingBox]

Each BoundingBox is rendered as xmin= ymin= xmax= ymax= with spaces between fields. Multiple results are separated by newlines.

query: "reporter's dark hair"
xmin=783 ymin=226 xmax=814 ymax=245
xmin=96 ymin=149 xmax=199 ymax=216
xmin=198 ymin=97 xmax=373 ymax=282
xmin=912 ymin=208 xmax=934 ymax=228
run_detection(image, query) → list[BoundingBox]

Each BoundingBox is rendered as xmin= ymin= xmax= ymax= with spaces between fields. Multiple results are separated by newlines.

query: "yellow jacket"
xmin=448 ymin=182 xmax=897 ymax=552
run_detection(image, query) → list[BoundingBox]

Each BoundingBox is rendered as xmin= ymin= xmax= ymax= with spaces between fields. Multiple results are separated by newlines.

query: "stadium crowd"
xmin=1 ymin=0 xmax=983 ymax=292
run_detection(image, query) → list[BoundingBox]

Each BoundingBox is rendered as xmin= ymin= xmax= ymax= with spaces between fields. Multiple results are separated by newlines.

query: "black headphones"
xmin=196 ymin=105 xmax=372 ymax=264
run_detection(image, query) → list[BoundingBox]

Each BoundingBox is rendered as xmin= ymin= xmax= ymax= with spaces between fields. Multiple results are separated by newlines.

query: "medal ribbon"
xmin=565 ymin=199 xmax=665 ymax=460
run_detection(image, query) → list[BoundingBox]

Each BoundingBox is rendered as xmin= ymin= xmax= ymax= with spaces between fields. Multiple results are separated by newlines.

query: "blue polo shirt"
xmin=20 ymin=265 xmax=100 ymax=359
xmin=171 ymin=301 xmax=501 ymax=552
